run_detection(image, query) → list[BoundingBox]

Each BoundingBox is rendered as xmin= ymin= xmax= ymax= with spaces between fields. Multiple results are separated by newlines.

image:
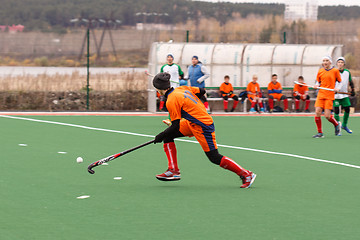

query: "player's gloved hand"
xmin=197 ymin=78 xmax=204 ymax=83
xmin=154 ymin=132 xmax=165 ymax=144
xmin=351 ymin=90 xmax=355 ymax=96
xmin=229 ymin=91 xmax=233 ymax=95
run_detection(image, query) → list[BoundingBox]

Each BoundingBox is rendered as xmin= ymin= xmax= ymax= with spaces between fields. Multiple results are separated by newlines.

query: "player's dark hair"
xmin=298 ymin=76 xmax=304 ymax=80
xmin=224 ymin=75 xmax=230 ymax=79
xmin=272 ymin=74 xmax=277 ymax=77
xmin=153 ymin=72 xmax=171 ymax=90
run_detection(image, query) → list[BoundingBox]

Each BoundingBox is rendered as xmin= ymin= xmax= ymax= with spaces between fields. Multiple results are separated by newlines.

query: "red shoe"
xmin=240 ymin=171 xmax=256 ymax=188
xmin=156 ymin=169 xmax=181 ymax=181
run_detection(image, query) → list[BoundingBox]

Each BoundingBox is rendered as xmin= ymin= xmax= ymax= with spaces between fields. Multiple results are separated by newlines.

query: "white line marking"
xmin=1 ymin=115 xmax=359 ymax=169
xmin=18 ymin=144 xmax=28 ymax=146
xmin=76 ymin=195 xmax=90 ymax=199
xmin=58 ymin=151 xmax=67 ymax=154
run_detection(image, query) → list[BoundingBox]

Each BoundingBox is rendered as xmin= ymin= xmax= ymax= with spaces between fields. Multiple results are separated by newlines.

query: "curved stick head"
xmin=87 ymin=167 xmax=95 ymax=174
xmin=87 ymin=161 xmax=100 ymax=174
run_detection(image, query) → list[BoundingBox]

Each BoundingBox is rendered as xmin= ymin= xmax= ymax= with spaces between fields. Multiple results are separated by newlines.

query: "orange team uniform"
xmin=315 ymin=67 xmax=342 ymax=110
xmin=166 ymin=86 xmax=217 ymax=152
xmin=267 ymin=81 xmax=283 ymax=100
xmin=246 ymin=82 xmax=261 ymax=103
xmin=219 ymin=82 xmax=235 ymax=98
xmin=293 ymin=84 xmax=308 ymax=98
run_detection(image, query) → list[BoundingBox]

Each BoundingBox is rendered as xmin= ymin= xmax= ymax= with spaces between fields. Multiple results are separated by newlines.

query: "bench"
xmin=206 ymin=87 xmax=317 ymax=112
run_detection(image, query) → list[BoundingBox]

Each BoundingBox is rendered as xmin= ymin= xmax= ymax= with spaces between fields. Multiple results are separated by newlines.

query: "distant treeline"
xmin=0 ymin=0 xmax=359 ymax=32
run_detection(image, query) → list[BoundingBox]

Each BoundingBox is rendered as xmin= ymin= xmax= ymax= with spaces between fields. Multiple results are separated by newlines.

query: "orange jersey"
xmin=166 ymin=86 xmax=213 ymax=126
xmin=316 ymin=67 xmax=341 ymax=100
xmin=293 ymin=84 xmax=308 ymax=96
xmin=247 ymin=82 xmax=261 ymax=95
xmin=220 ymin=82 xmax=233 ymax=94
xmin=268 ymin=81 xmax=282 ymax=92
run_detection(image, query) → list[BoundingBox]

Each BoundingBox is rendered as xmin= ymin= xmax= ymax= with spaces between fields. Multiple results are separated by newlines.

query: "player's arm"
xmin=219 ymin=83 xmax=225 ymax=95
xmin=349 ymin=72 xmax=355 ymax=96
xmin=178 ymin=65 xmax=184 ymax=79
xmin=197 ymin=65 xmax=210 ymax=83
xmin=267 ymin=83 xmax=273 ymax=94
xmin=334 ymin=70 xmax=342 ymax=93
xmin=228 ymin=84 xmax=234 ymax=95
xmin=160 ymin=65 xmax=165 ymax=73
xmin=196 ymin=88 xmax=206 ymax=99
xmin=272 ymin=83 xmax=282 ymax=93
xmin=154 ymin=119 xmax=180 ymax=143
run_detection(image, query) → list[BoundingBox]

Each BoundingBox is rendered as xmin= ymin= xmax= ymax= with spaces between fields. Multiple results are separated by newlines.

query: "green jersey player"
xmin=334 ymin=57 xmax=355 ymax=134
xmin=158 ymin=54 xmax=184 ymax=111
xmin=160 ymin=54 xmax=184 ymax=88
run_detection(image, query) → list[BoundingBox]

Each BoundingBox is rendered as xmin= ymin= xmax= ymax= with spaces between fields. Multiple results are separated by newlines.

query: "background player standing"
xmin=186 ymin=56 xmax=211 ymax=112
xmin=219 ymin=75 xmax=239 ymax=112
xmin=334 ymin=57 xmax=355 ymax=134
xmin=152 ymin=72 xmax=256 ymax=188
xmin=313 ymin=56 xmax=342 ymax=138
xmin=293 ymin=76 xmax=310 ymax=113
xmin=267 ymin=74 xmax=289 ymax=112
xmin=159 ymin=54 xmax=184 ymax=111
xmin=247 ymin=74 xmax=264 ymax=113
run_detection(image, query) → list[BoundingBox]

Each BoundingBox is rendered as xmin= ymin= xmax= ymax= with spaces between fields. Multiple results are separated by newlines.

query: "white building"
xmin=284 ymin=0 xmax=318 ymax=21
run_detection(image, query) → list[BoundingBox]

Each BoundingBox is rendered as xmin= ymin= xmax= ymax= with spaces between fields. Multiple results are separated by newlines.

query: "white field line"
xmin=1 ymin=114 xmax=360 ymax=170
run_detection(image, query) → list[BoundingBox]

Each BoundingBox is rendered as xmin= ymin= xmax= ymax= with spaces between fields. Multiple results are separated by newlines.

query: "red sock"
xmin=295 ymin=99 xmax=300 ymax=110
xmin=204 ymin=101 xmax=209 ymax=109
xmin=164 ymin=142 xmax=179 ymax=171
xmin=283 ymin=98 xmax=288 ymax=110
xmin=305 ymin=100 xmax=310 ymax=110
xmin=159 ymin=101 xmax=165 ymax=110
xmin=251 ymin=101 xmax=256 ymax=108
xmin=315 ymin=116 xmax=322 ymax=133
xmin=269 ymin=98 xmax=274 ymax=109
xmin=220 ymin=156 xmax=249 ymax=177
xmin=259 ymin=102 xmax=263 ymax=108
xmin=328 ymin=115 xmax=339 ymax=127
xmin=223 ymin=100 xmax=228 ymax=111
xmin=232 ymin=100 xmax=239 ymax=109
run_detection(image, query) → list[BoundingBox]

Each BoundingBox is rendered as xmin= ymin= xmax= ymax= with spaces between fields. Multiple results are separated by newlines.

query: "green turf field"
xmin=1 ymin=114 xmax=359 ymax=240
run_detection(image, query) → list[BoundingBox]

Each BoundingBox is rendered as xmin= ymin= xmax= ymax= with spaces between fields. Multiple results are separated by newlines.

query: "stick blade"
xmin=87 ymin=161 xmax=100 ymax=174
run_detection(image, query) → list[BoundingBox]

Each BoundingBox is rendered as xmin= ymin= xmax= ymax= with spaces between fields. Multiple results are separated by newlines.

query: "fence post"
xmin=86 ymin=28 xmax=90 ymax=110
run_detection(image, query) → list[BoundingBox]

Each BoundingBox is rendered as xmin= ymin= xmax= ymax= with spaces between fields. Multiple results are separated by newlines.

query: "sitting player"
xmin=247 ymin=74 xmax=264 ymax=113
xmin=293 ymin=76 xmax=310 ymax=113
xmin=268 ymin=74 xmax=289 ymax=113
xmin=219 ymin=75 xmax=239 ymax=112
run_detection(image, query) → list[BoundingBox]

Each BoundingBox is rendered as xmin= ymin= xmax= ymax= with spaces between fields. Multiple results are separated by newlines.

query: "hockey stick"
xmin=87 ymin=140 xmax=155 ymax=174
xmin=145 ymin=70 xmax=179 ymax=84
xmin=144 ymin=70 xmax=155 ymax=78
xmin=294 ymin=81 xmax=351 ymax=95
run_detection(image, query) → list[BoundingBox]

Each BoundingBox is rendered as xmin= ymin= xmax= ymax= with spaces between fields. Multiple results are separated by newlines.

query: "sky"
xmin=194 ymin=0 xmax=360 ymax=6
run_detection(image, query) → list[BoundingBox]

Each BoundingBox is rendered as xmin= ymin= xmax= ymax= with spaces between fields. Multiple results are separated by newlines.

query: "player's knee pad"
xmin=205 ymin=149 xmax=223 ymax=165
xmin=334 ymin=107 xmax=340 ymax=115
xmin=294 ymin=95 xmax=301 ymax=100
xmin=223 ymin=96 xmax=228 ymax=100
xmin=200 ymin=95 xmax=207 ymax=103
xmin=280 ymin=95 xmax=287 ymax=100
xmin=268 ymin=95 xmax=274 ymax=99
xmin=305 ymin=95 xmax=310 ymax=100
xmin=233 ymin=95 xmax=239 ymax=101
xmin=344 ymin=106 xmax=350 ymax=113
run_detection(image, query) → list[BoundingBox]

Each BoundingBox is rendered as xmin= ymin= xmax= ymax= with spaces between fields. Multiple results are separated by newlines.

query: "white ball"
xmin=76 ymin=157 xmax=83 ymax=163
